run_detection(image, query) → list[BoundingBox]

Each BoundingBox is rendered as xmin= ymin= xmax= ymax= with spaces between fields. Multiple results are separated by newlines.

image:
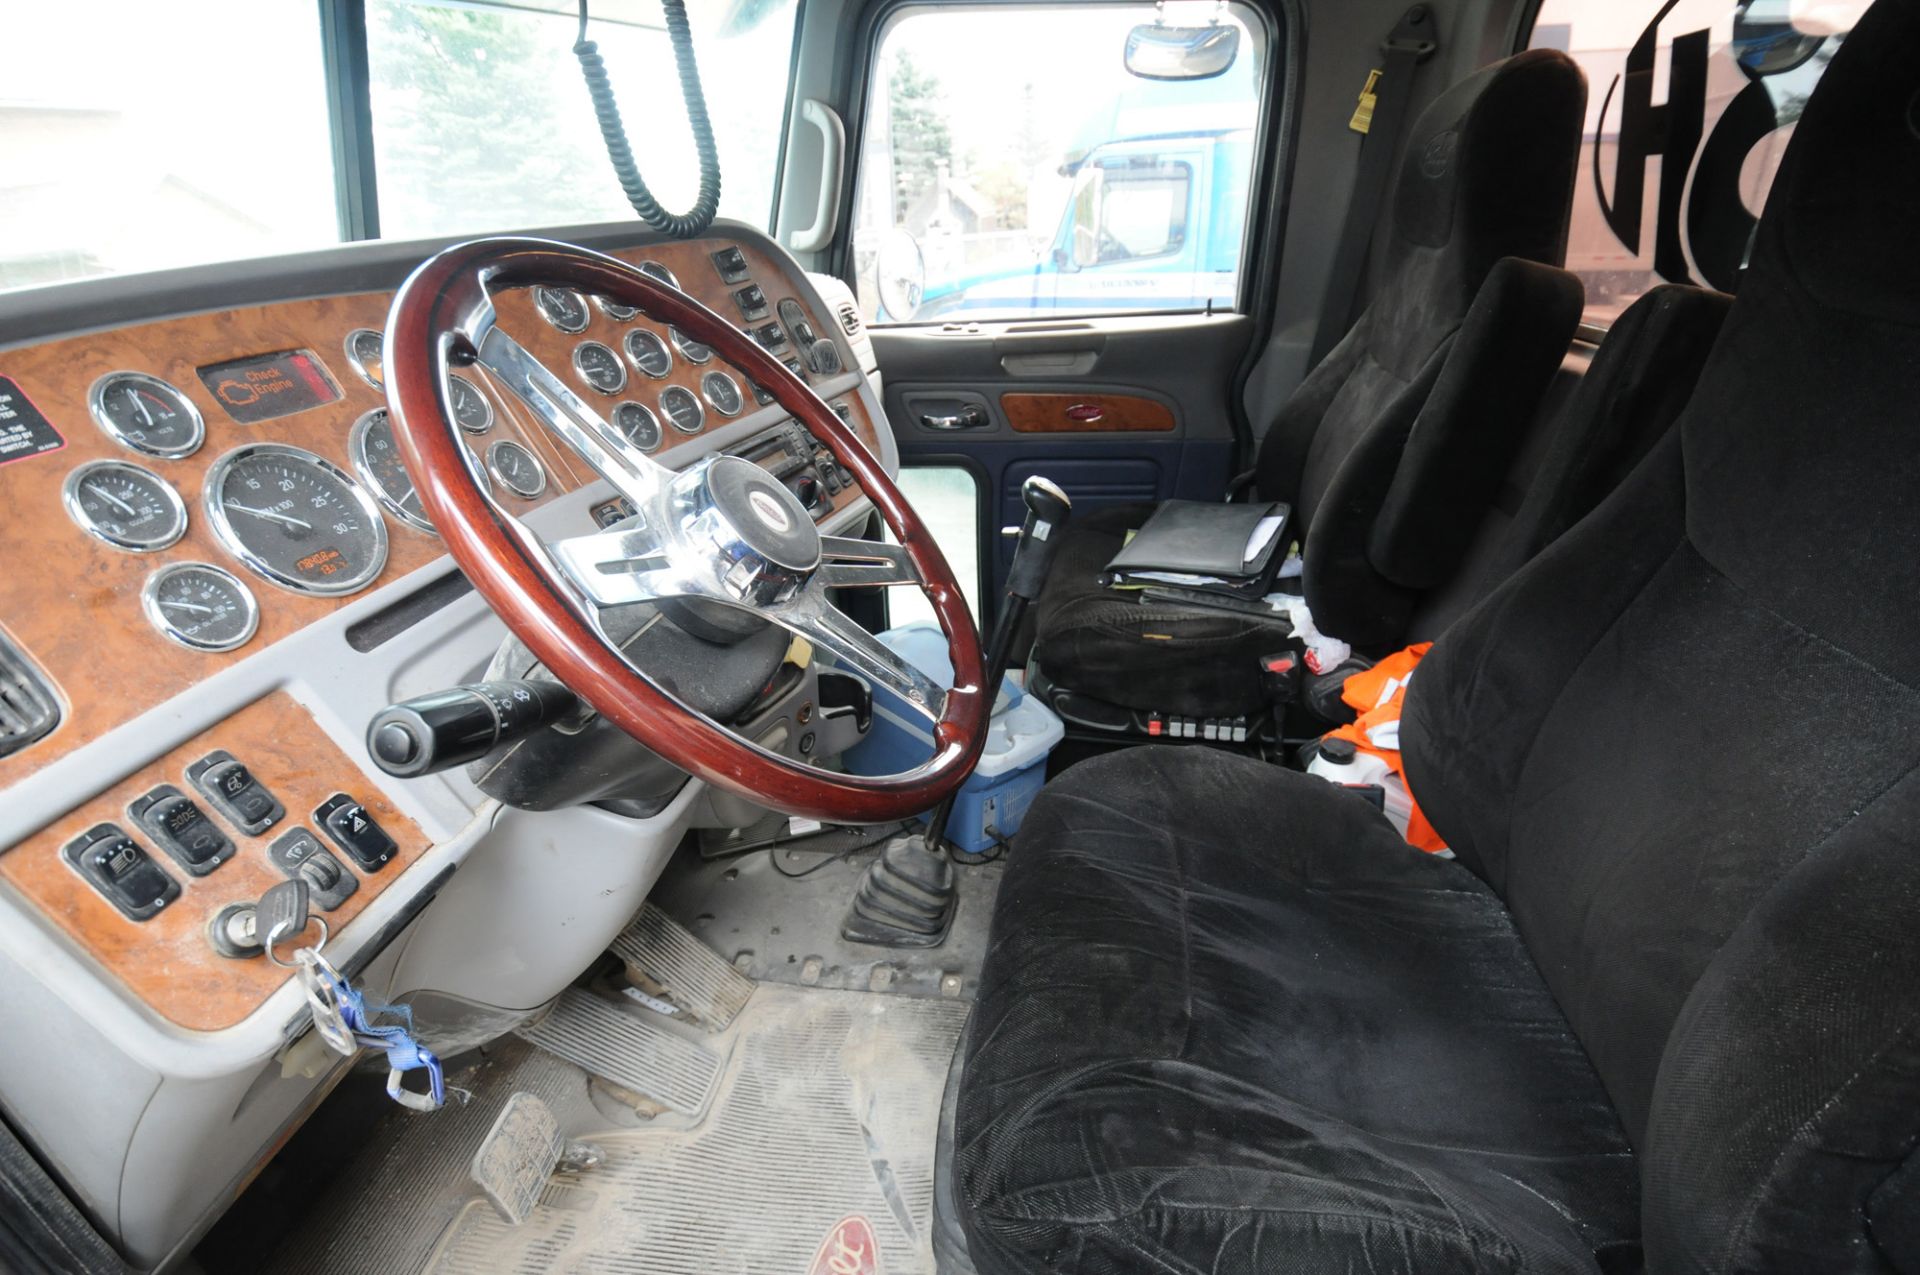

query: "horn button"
xmin=678 ymin=454 xmax=823 ymax=605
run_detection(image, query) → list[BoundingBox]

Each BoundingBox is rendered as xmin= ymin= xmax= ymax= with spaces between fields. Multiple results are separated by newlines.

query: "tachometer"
xmin=349 ymin=409 xmax=435 ymax=534
xmin=63 ymin=460 xmax=188 ymax=551
xmin=204 ymin=444 xmax=388 ymax=595
xmin=141 ymin=562 xmax=259 ymax=652
xmin=87 ymin=372 xmax=204 ymax=458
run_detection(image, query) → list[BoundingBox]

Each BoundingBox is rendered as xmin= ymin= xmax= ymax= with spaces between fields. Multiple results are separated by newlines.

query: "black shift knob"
xmin=1006 ymin=476 xmax=1073 ymax=600
xmin=1021 ymin=475 xmax=1072 ymax=528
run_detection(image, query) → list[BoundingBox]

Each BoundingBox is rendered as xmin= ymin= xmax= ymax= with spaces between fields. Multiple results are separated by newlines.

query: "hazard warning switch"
xmin=314 ymin=792 xmax=399 ymax=872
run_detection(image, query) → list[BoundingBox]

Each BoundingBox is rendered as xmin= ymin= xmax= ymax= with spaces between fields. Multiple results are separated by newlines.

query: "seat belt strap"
xmin=1309 ymin=5 xmax=1440 ymax=365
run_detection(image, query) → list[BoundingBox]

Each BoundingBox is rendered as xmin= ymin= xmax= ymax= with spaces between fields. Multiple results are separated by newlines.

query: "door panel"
xmin=874 ymin=312 xmax=1249 ymax=622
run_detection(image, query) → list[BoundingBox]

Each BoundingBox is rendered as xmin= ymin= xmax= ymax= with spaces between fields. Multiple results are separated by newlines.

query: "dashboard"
xmin=0 ymin=223 xmax=888 ymax=1266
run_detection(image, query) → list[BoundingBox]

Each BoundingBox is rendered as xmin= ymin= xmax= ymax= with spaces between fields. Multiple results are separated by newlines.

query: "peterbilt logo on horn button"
xmin=749 ymin=488 xmax=793 ymax=533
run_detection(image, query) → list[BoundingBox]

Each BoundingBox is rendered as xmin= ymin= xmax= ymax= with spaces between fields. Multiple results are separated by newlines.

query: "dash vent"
xmin=0 ymin=632 xmax=60 ymax=760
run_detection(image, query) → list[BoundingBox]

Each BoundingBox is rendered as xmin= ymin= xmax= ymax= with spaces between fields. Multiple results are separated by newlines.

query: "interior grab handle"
xmin=921 ymin=406 xmax=990 ymax=431
xmin=786 ymin=99 xmax=846 ymax=253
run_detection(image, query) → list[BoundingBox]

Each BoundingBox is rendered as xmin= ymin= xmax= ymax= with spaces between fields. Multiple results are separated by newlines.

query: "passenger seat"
xmin=1029 ymin=49 xmax=1588 ymax=723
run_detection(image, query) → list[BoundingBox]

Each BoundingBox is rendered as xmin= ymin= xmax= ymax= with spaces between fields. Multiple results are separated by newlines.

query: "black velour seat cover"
xmin=1410 ymin=282 xmax=1733 ymax=639
xmin=1028 ymin=50 xmax=1587 ymax=718
xmin=955 ymin=3 xmax=1920 ymax=1271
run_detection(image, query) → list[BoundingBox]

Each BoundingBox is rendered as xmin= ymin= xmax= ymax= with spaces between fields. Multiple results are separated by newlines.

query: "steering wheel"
xmin=384 ymin=237 xmax=989 ymax=822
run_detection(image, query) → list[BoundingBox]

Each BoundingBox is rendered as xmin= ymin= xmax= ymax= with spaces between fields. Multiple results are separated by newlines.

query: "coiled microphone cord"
xmin=574 ymin=0 xmax=722 ymax=238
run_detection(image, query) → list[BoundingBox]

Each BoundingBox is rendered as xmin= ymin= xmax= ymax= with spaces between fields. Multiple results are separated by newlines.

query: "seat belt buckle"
xmin=1350 ymin=69 xmax=1383 ymax=134
xmin=1260 ymin=651 xmax=1302 ymax=706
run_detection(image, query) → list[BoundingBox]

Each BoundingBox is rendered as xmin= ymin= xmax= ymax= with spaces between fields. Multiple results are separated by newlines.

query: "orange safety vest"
xmin=1324 ymin=643 xmax=1448 ymax=853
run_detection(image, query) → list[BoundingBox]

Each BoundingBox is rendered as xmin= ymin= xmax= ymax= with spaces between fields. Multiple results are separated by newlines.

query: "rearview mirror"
xmin=1124 ymin=22 xmax=1241 ymax=80
xmin=875 ymin=230 xmax=926 ymax=322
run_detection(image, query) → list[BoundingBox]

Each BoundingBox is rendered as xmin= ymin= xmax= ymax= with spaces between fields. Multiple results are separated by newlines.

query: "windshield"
xmin=0 ymin=0 xmax=799 ymax=295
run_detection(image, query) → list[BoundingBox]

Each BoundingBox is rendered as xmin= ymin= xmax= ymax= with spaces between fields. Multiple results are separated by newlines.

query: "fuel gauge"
xmin=88 ymin=372 xmax=204 ymax=458
xmin=142 ymin=562 xmax=259 ymax=652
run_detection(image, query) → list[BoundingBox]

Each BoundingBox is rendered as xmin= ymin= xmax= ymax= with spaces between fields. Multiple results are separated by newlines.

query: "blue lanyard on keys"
xmin=295 ymin=947 xmax=446 ymax=1112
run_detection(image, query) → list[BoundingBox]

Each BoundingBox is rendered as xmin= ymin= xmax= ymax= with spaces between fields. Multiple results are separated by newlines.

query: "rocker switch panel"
xmin=314 ymin=793 xmax=399 ymax=872
xmin=187 ymin=750 xmax=285 ymax=836
xmin=63 ymin=824 xmax=180 ymax=922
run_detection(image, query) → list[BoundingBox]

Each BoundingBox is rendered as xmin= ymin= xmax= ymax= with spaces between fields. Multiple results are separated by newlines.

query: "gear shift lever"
xmin=843 ymin=477 xmax=1072 ymax=946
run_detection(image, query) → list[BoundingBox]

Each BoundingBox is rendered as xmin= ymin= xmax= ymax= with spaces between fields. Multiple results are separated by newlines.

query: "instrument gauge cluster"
xmin=204 ymin=444 xmax=389 ymax=596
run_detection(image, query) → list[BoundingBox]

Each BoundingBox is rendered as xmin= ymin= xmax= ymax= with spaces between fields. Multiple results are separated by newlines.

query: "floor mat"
xmin=430 ymin=989 xmax=969 ymax=1274
xmin=265 ymin=987 xmax=970 ymax=1275
xmin=611 ymin=901 xmax=757 ymax=1031
xmin=515 ymin=988 xmax=726 ymax=1118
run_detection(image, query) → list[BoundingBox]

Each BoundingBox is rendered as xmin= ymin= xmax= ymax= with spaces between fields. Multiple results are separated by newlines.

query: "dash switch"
xmin=63 ymin=824 xmax=179 ymax=922
xmin=129 ymin=784 xmax=234 ymax=876
xmin=187 ymin=750 xmax=285 ymax=836
xmin=314 ymin=793 xmax=399 ymax=872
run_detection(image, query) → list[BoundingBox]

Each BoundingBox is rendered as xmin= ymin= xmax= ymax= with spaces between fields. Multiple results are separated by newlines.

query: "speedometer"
xmin=204 ymin=444 xmax=388 ymax=595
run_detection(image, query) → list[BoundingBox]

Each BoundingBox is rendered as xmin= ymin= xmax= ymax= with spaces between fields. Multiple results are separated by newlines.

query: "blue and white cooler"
xmin=840 ymin=621 xmax=1065 ymax=855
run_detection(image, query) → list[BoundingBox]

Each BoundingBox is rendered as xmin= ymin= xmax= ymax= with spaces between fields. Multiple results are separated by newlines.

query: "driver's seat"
xmin=953 ymin=4 xmax=1920 ymax=1272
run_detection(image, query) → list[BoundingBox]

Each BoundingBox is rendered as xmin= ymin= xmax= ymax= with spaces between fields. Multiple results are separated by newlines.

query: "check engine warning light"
xmin=297 ymin=547 xmax=346 ymax=576
xmin=197 ymin=349 xmax=342 ymax=424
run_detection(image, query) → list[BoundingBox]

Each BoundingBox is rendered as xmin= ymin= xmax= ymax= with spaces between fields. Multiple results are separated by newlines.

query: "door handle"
xmin=920 ymin=406 xmax=989 ymax=431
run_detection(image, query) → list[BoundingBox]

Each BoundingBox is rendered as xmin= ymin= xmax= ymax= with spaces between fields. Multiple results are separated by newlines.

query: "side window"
xmin=852 ymin=4 xmax=1267 ymax=325
xmin=1530 ymin=0 xmax=1873 ymax=325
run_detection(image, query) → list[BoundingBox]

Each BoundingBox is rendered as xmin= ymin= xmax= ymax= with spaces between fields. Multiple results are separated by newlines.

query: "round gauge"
xmin=669 ymin=327 xmax=713 ymax=365
xmin=638 ymin=261 xmax=679 ymax=290
xmin=487 ymin=440 xmax=548 ymax=498
xmin=701 ymin=370 xmax=744 ymax=417
xmin=87 ymin=372 xmax=205 ymax=459
xmin=659 ymin=385 xmax=706 ymax=435
xmin=449 ymin=373 xmax=494 ymax=434
xmin=623 ymin=328 xmax=673 ymax=379
xmin=344 ymin=328 xmax=385 ymax=388
xmin=612 ymin=401 xmax=662 ymax=452
xmin=141 ymin=562 xmax=259 ymax=653
xmin=533 ymin=286 xmax=590 ymax=334
xmin=596 ymin=295 xmax=639 ymax=322
xmin=63 ymin=460 xmax=188 ymax=552
xmin=204 ymin=444 xmax=388 ymax=595
xmin=349 ymin=409 xmax=435 ymax=534
xmin=573 ymin=341 xmax=627 ymax=395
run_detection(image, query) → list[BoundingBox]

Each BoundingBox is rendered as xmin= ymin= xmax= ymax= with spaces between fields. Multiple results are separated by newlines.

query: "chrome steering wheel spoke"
xmin=817 ymin=536 xmax=923 ymax=589
xmin=768 ymin=578 xmax=948 ymax=725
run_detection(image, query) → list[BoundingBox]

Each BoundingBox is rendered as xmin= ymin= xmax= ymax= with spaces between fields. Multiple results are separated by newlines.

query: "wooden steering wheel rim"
xmin=384 ymin=237 xmax=989 ymax=823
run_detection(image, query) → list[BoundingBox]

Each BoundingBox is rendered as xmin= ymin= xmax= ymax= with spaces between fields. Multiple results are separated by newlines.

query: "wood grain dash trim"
xmin=1002 ymin=392 xmax=1175 ymax=433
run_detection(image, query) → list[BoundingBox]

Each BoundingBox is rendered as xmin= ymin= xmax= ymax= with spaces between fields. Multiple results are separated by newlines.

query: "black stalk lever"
xmin=366 ymin=679 xmax=581 ymax=778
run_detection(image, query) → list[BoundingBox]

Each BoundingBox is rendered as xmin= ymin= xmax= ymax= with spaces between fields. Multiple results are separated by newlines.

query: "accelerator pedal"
xmin=611 ymin=901 xmax=755 ymax=1031
xmin=469 ymin=1092 xmax=602 ymax=1226
xmin=515 ymin=989 xmax=723 ymax=1118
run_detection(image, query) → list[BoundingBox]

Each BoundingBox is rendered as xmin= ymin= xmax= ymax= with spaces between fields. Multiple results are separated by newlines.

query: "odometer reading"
xmin=142 ymin=562 xmax=258 ymax=652
xmin=205 ymin=444 xmax=388 ymax=595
